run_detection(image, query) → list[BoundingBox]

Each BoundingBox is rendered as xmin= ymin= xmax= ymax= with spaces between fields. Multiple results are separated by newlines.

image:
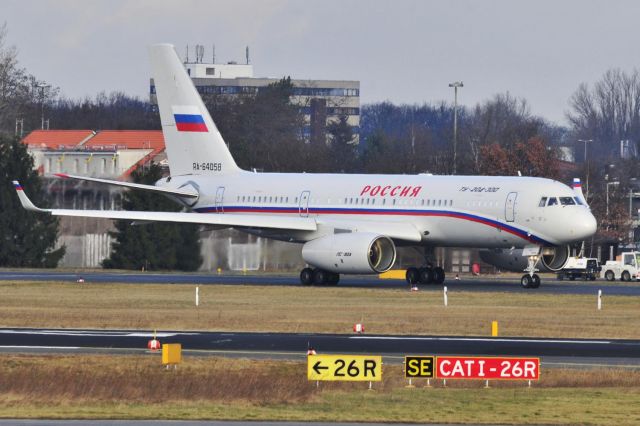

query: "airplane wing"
xmin=317 ymin=218 xmax=422 ymax=242
xmin=13 ymin=181 xmax=316 ymax=232
xmin=52 ymin=173 xmax=199 ymax=199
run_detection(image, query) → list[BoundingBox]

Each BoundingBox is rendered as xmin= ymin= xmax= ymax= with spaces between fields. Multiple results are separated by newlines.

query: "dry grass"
xmin=0 ymin=354 xmax=639 ymax=424
xmin=0 ymin=280 xmax=638 ymax=338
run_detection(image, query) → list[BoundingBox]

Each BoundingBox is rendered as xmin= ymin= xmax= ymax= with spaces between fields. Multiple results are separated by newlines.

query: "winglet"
xmin=12 ymin=181 xmax=47 ymax=212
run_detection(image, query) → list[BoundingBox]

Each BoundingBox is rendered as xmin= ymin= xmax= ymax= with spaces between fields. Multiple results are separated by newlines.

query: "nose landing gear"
xmin=521 ymin=247 xmax=542 ymax=289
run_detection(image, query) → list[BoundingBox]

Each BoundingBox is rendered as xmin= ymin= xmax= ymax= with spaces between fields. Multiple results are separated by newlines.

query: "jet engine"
xmin=479 ymin=246 xmax=571 ymax=272
xmin=302 ymin=233 xmax=396 ymax=274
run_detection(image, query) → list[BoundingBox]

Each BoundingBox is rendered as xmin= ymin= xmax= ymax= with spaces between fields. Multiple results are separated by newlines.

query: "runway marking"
xmin=543 ymin=361 xmax=640 ymax=369
xmin=349 ymin=336 xmax=613 ymax=344
xmin=0 ymin=330 xmax=199 ymax=338
xmin=0 ymin=345 xmax=80 ymax=350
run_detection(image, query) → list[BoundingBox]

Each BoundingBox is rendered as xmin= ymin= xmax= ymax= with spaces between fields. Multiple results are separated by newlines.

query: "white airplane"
xmin=14 ymin=44 xmax=597 ymax=288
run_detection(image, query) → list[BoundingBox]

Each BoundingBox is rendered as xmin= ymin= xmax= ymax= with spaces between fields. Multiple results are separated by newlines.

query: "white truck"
xmin=557 ymin=257 xmax=601 ymax=281
xmin=600 ymin=251 xmax=640 ymax=282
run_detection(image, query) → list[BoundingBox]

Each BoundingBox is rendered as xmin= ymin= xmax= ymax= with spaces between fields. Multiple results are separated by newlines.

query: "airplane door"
xmin=299 ymin=191 xmax=310 ymax=217
xmin=215 ymin=186 xmax=225 ymax=213
xmin=505 ymin=192 xmax=517 ymax=222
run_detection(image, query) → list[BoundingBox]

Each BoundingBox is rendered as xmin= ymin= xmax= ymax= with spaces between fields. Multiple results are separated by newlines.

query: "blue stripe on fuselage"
xmin=193 ymin=205 xmax=552 ymax=245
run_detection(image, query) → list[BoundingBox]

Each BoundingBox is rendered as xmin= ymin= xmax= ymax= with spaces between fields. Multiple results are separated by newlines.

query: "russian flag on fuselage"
xmin=172 ymin=105 xmax=208 ymax=132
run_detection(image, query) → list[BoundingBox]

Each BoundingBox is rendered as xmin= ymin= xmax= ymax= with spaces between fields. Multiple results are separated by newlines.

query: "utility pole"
xmin=449 ymin=81 xmax=463 ymax=174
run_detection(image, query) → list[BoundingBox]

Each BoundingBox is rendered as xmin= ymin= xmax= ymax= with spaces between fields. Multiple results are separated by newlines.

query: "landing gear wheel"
xmin=433 ymin=267 xmax=445 ymax=284
xmin=521 ymin=274 xmax=533 ymax=288
xmin=531 ymin=274 xmax=541 ymax=288
xmin=300 ymin=268 xmax=314 ymax=286
xmin=406 ymin=267 xmax=420 ymax=285
xmin=313 ymin=269 xmax=328 ymax=285
xmin=605 ymin=270 xmax=615 ymax=281
xmin=327 ymin=272 xmax=340 ymax=286
xmin=419 ymin=267 xmax=434 ymax=284
xmin=621 ymin=271 xmax=631 ymax=282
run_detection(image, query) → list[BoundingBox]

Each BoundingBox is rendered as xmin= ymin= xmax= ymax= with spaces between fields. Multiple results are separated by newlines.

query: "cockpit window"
xmin=574 ymin=197 xmax=584 ymax=205
xmin=547 ymin=197 xmax=558 ymax=206
xmin=559 ymin=197 xmax=576 ymax=206
xmin=538 ymin=197 xmax=548 ymax=207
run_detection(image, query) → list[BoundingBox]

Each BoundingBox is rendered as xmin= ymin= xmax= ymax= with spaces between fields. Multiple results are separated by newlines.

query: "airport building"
xmin=149 ymin=47 xmax=360 ymax=144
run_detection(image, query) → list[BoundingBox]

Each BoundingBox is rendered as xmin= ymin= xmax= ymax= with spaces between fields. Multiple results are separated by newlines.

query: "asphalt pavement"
xmin=1 ymin=270 xmax=639 ymax=295
xmin=1 ymin=327 xmax=639 ymax=368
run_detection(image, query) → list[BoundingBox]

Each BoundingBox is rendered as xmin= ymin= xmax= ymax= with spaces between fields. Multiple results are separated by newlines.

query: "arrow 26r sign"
xmin=307 ymin=354 xmax=382 ymax=381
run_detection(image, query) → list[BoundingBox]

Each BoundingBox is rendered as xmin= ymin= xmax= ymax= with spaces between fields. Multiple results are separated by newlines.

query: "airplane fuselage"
xmin=159 ymin=172 xmax=596 ymax=249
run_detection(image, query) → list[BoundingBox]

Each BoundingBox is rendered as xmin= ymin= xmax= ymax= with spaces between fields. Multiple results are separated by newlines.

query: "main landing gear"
xmin=405 ymin=266 xmax=445 ymax=285
xmin=300 ymin=267 xmax=339 ymax=286
xmin=405 ymin=246 xmax=446 ymax=286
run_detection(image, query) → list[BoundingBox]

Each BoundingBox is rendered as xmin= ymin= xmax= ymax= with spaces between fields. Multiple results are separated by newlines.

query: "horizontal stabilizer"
xmin=53 ymin=173 xmax=199 ymax=198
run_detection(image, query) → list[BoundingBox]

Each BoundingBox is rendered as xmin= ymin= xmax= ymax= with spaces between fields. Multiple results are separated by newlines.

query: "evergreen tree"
xmin=0 ymin=134 xmax=65 ymax=267
xmin=102 ymin=164 xmax=202 ymax=271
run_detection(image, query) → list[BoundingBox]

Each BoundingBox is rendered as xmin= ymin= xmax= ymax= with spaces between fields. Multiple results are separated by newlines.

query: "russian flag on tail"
xmin=573 ymin=178 xmax=582 ymax=189
xmin=172 ymin=106 xmax=208 ymax=132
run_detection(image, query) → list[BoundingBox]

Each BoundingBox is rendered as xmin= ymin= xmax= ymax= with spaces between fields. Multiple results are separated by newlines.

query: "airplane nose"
xmin=573 ymin=210 xmax=598 ymax=240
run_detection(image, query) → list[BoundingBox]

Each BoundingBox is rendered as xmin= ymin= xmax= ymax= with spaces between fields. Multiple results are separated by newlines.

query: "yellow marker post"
xmin=162 ymin=343 xmax=182 ymax=367
xmin=308 ymin=354 xmax=382 ymax=382
xmin=492 ymin=321 xmax=499 ymax=337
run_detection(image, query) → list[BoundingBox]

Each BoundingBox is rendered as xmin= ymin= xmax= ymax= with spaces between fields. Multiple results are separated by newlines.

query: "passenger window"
xmin=382 ymin=199 xmax=386 ymax=205
xmin=559 ymin=197 xmax=576 ymax=206
xmin=538 ymin=197 xmax=547 ymax=207
xmin=547 ymin=197 xmax=558 ymax=206
xmin=372 ymin=199 xmax=376 ymax=205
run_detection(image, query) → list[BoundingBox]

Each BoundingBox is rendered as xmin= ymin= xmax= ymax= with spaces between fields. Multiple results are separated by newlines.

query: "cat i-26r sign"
xmin=405 ymin=356 xmax=539 ymax=380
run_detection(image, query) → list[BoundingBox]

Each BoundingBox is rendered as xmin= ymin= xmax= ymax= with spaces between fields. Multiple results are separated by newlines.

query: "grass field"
xmin=0 ymin=354 xmax=639 ymax=424
xmin=0 ymin=280 xmax=638 ymax=338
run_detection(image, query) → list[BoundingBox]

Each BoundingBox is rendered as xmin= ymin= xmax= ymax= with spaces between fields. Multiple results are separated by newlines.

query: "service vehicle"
xmin=556 ymin=257 xmax=601 ymax=281
xmin=600 ymin=251 xmax=640 ymax=281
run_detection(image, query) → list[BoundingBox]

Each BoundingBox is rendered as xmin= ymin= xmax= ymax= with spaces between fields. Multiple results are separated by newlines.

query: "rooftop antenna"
xmin=185 ymin=45 xmax=189 ymax=63
xmin=197 ymin=44 xmax=204 ymax=63
xmin=212 ymin=44 xmax=216 ymax=63
xmin=246 ymin=46 xmax=250 ymax=65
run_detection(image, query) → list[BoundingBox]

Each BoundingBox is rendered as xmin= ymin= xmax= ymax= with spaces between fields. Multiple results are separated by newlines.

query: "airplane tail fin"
xmin=148 ymin=44 xmax=241 ymax=176
xmin=572 ymin=178 xmax=589 ymax=207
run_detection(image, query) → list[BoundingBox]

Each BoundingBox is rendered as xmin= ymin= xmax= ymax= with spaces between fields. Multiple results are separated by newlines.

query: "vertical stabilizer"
xmin=572 ymin=178 xmax=589 ymax=207
xmin=149 ymin=44 xmax=240 ymax=176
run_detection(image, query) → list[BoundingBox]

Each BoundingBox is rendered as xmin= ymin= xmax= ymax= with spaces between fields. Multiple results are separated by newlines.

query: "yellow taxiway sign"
xmin=307 ymin=354 xmax=382 ymax=381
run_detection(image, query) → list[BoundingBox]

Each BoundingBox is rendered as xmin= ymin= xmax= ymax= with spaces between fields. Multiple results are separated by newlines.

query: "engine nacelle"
xmin=302 ymin=233 xmax=397 ymax=274
xmin=479 ymin=246 xmax=571 ymax=272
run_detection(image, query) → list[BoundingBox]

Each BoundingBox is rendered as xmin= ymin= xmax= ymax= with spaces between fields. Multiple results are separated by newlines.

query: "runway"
xmin=1 ymin=270 xmax=640 ymax=296
xmin=1 ymin=327 xmax=639 ymax=368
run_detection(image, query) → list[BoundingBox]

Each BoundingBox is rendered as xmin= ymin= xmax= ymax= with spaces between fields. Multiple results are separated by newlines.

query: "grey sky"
xmin=3 ymin=0 xmax=639 ymax=125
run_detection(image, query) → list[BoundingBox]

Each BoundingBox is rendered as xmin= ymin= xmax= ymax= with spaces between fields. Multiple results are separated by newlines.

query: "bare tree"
xmin=462 ymin=92 xmax=542 ymax=173
xmin=567 ymin=68 xmax=640 ymax=159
